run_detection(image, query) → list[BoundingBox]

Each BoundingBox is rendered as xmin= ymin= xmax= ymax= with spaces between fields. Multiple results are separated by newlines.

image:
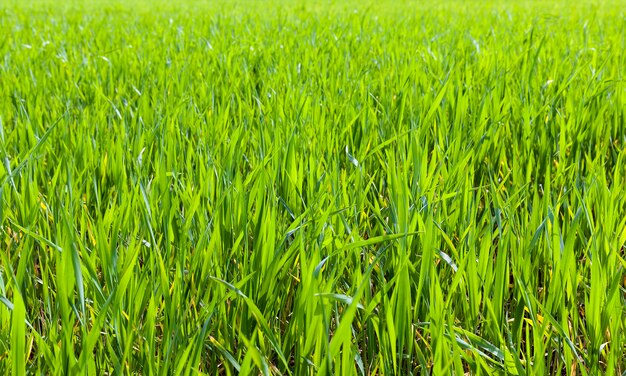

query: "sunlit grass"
xmin=0 ymin=0 xmax=625 ymax=374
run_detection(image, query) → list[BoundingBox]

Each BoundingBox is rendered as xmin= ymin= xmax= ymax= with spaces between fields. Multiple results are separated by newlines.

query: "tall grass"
xmin=0 ymin=0 xmax=625 ymax=374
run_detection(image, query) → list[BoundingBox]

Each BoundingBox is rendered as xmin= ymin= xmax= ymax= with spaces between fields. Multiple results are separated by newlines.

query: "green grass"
xmin=0 ymin=0 xmax=625 ymax=374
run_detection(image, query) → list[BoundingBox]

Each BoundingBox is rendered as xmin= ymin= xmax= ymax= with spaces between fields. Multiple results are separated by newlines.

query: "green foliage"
xmin=0 ymin=0 xmax=625 ymax=374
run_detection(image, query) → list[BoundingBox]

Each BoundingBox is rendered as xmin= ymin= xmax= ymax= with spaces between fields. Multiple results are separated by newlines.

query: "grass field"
xmin=1 ymin=0 xmax=625 ymax=374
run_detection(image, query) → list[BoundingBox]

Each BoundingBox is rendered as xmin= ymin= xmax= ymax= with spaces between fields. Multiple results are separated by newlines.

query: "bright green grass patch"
xmin=0 ymin=0 xmax=625 ymax=374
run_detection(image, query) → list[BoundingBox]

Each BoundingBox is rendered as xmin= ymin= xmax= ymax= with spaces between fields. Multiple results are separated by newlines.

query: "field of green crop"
xmin=1 ymin=0 xmax=625 ymax=374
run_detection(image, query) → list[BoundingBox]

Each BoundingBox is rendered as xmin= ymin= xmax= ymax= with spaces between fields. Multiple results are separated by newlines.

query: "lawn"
xmin=0 ymin=0 xmax=625 ymax=374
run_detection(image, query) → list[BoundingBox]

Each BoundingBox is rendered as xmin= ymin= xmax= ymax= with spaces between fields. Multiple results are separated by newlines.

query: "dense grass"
xmin=1 ymin=0 xmax=625 ymax=374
